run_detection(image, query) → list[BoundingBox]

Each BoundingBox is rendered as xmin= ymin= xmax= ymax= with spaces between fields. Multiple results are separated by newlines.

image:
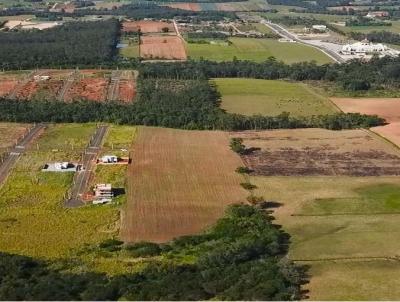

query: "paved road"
xmin=261 ymin=20 xmax=346 ymax=63
xmin=0 ymin=123 xmax=46 ymax=186
xmin=65 ymin=125 xmax=108 ymax=208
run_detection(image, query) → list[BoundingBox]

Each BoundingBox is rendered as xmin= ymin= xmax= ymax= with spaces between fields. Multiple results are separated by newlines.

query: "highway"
xmin=65 ymin=125 xmax=108 ymax=208
xmin=0 ymin=123 xmax=46 ymax=186
xmin=261 ymin=20 xmax=346 ymax=63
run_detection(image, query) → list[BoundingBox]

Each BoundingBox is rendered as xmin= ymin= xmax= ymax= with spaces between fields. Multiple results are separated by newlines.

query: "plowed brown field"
xmin=331 ymin=98 xmax=400 ymax=148
xmin=0 ymin=80 xmax=17 ymax=97
xmin=122 ymin=20 xmax=175 ymax=33
xmin=121 ymin=127 xmax=247 ymax=243
xmin=233 ymin=128 xmax=400 ymax=176
xmin=140 ymin=36 xmax=187 ymax=60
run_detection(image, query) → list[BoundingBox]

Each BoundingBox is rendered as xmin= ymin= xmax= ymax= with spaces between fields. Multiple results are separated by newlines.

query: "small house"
xmin=54 ymin=162 xmax=69 ymax=170
xmin=312 ymin=25 xmax=327 ymax=32
xmin=100 ymin=155 xmax=118 ymax=163
xmin=94 ymin=183 xmax=113 ymax=199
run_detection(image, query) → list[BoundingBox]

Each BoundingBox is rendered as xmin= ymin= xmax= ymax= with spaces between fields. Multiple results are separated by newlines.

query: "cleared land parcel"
xmin=121 ymin=127 xmax=247 ymax=243
xmin=233 ymin=128 xmax=400 ymax=176
xmin=213 ymin=78 xmax=337 ymax=117
xmin=331 ymin=97 xmax=400 ymax=147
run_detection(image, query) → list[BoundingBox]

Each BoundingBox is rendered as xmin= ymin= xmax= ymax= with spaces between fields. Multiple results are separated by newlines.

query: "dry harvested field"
xmin=233 ymin=128 xmax=400 ymax=176
xmin=140 ymin=36 xmax=187 ymax=60
xmin=122 ymin=20 xmax=175 ymax=33
xmin=331 ymin=97 xmax=400 ymax=147
xmin=121 ymin=127 xmax=248 ymax=243
xmin=164 ymin=2 xmax=201 ymax=11
xmin=0 ymin=79 xmax=18 ymax=97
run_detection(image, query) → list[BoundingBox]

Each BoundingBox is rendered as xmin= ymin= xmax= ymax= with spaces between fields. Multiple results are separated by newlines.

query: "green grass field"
xmin=119 ymin=38 xmax=139 ymax=58
xmin=0 ymin=123 xmax=137 ymax=274
xmin=251 ymin=175 xmax=400 ymax=300
xmin=186 ymin=37 xmax=333 ymax=64
xmin=213 ymin=78 xmax=337 ymax=117
xmin=337 ymin=21 xmax=400 ymax=34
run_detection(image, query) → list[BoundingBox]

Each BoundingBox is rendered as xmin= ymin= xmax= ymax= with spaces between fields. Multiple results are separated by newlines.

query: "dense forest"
xmin=0 ymin=20 xmax=119 ymax=69
xmin=0 ymin=205 xmax=306 ymax=301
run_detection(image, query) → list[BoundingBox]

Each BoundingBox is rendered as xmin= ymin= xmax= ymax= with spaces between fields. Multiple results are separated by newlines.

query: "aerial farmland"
xmin=2 ymin=0 xmax=400 ymax=299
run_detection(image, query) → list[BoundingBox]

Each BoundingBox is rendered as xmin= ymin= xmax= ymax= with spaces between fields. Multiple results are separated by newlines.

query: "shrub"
xmin=240 ymin=182 xmax=257 ymax=190
xmin=235 ymin=166 xmax=252 ymax=174
xmin=125 ymin=241 xmax=161 ymax=257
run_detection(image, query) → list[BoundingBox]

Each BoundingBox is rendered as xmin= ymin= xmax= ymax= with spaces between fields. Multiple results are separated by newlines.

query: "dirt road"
xmin=0 ymin=123 xmax=46 ymax=186
xmin=65 ymin=125 xmax=108 ymax=208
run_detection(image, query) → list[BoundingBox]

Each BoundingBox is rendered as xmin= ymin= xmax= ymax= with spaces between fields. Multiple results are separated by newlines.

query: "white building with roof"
xmin=341 ymin=39 xmax=388 ymax=55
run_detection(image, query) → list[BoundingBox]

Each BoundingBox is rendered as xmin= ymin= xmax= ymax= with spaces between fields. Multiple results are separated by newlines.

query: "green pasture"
xmin=212 ymin=78 xmax=336 ymax=117
xmin=186 ymin=37 xmax=333 ymax=64
xmin=251 ymin=175 xmax=400 ymax=299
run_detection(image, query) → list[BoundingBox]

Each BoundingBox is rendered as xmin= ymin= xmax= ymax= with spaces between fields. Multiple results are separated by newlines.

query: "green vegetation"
xmin=251 ymin=176 xmax=400 ymax=299
xmin=0 ymin=205 xmax=305 ymax=301
xmin=93 ymin=125 xmax=137 ymax=205
xmin=0 ymin=19 xmax=119 ymax=69
xmin=214 ymin=78 xmax=337 ymax=117
xmin=0 ymin=124 xmax=121 ymax=272
xmin=119 ymin=38 xmax=139 ymax=58
xmin=301 ymin=183 xmax=400 ymax=215
xmin=187 ymin=37 xmax=333 ymax=64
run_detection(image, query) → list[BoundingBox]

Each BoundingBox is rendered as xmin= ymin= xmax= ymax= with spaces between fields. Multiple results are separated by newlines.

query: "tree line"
xmin=0 ymin=77 xmax=384 ymax=130
xmin=0 ymin=205 xmax=306 ymax=301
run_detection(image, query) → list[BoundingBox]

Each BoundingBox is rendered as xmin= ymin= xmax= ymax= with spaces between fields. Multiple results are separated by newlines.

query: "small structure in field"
xmin=100 ymin=155 xmax=118 ymax=163
xmin=34 ymin=75 xmax=51 ymax=81
xmin=312 ymin=25 xmax=327 ymax=32
xmin=93 ymin=184 xmax=113 ymax=204
xmin=42 ymin=162 xmax=77 ymax=172
xmin=366 ymin=11 xmax=389 ymax=19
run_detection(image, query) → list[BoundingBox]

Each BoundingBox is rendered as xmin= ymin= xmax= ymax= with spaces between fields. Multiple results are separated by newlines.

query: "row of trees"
xmin=0 ymin=77 xmax=384 ymax=130
xmin=349 ymin=30 xmax=400 ymax=45
xmin=0 ymin=20 xmax=119 ymax=69
xmin=0 ymin=205 xmax=305 ymax=301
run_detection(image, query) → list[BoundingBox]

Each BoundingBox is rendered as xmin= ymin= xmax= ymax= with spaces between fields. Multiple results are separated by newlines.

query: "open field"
xmin=186 ymin=37 xmax=333 ymax=64
xmin=122 ymin=20 xmax=175 ymax=33
xmin=213 ymin=78 xmax=337 ymax=117
xmin=336 ymin=21 xmax=400 ymax=34
xmin=121 ymin=127 xmax=248 ymax=243
xmin=250 ymin=175 xmax=400 ymax=300
xmin=140 ymin=36 xmax=187 ymax=60
xmin=233 ymin=128 xmax=400 ymax=176
xmin=331 ymin=97 xmax=400 ymax=147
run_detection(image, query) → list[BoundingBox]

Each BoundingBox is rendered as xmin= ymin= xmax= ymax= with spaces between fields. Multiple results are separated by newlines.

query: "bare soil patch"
xmin=122 ymin=20 xmax=175 ymax=33
xmin=0 ymin=123 xmax=30 ymax=149
xmin=0 ymin=80 xmax=18 ymax=97
xmin=121 ymin=127 xmax=247 ymax=243
xmin=233 ymin=128 xmax=400 ymax=176
xmin=140 ymin=36 xmax=187 ymax=60
xmin=65 ymin=78 xmax=109 ymax=102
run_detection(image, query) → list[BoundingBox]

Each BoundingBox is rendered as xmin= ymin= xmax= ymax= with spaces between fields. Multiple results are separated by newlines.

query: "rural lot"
xmin=0 ymin=69 xmax=137 ymax=102
xmin=121 ymin=127 xmax=247 ymax=242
